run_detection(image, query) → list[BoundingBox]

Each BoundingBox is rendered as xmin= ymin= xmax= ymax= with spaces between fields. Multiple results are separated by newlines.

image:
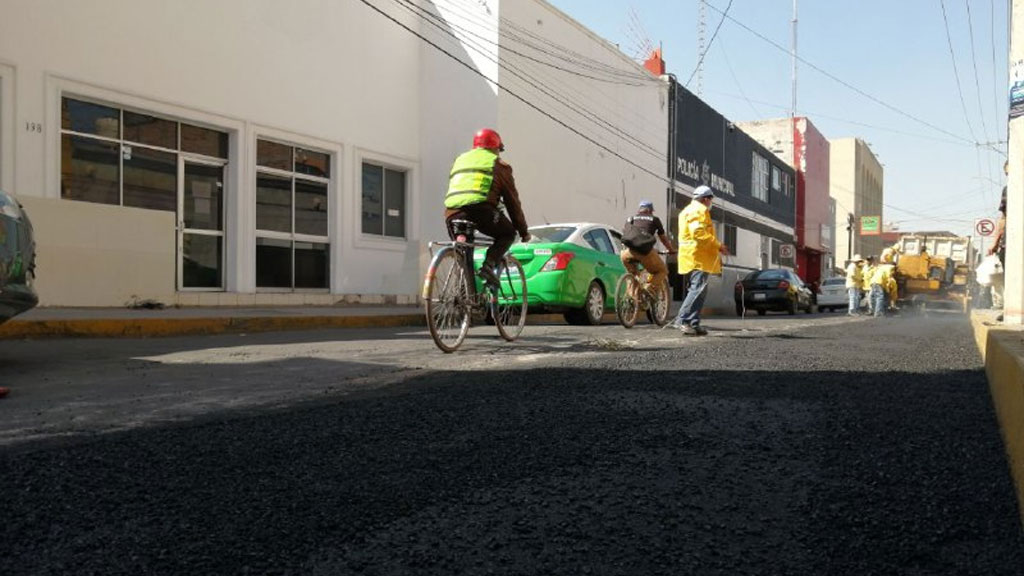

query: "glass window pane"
xmin=184 ymin=163 xmax=224 ymax=230
xmin=362 ymin=163 xmax=383 ymax=235
xmin=123 ymin=111 xmax=177 ymax=149
xmin=181 ymin=123 xmax=228 ymax=158
xmin=384 ymin=168 xmax=405 ymax=238
xmin=256 ymin=174 xmax=292 ymax=233
xmin=294 ymin=242 xmax=328 ymax=289
xmin=61 ymin=135 xmax=120 ymax=205
xmin=256 ymin=237 xmax=292 ymax=288
xmin=61 ymin=97 xmax=119 ymax=138
xmin=295 ymin=180 xmax=327 ymax=237
xmin=182 ymin=233 xmax=222 ymax=288
xmin=295 ymin=148 xmax=330 ymax=178
xmin=123 ymin=146 xmax=177 ymax=212
xmin=257 ymin=140 xmax=292 ymax=171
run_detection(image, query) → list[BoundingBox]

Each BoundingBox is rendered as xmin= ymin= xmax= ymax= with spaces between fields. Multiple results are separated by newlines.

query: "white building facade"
xmin=0 ymin=0 xmax=666 ymax=307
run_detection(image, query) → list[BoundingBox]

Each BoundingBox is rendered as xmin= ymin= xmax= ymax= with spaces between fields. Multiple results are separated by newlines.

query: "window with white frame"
xmin=60 ymin=96 xmax=228 ymax=210
xmin=751 ymin=152 xmax=769 ymax=202
xmin=255 ymin=139 xmax=330 ymax=290
xmin=770 ymin=165 xmax=782 ymax=196
xmin=361 ymin=162 xmax=407 ymax=239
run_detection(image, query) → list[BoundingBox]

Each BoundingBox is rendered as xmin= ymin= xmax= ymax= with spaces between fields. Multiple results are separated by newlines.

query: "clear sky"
xmin=546 ymin=0 xmax=1008 ymax=240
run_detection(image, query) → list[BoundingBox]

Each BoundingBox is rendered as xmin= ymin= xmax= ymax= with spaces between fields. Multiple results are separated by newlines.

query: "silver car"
xmin=816 ymin=277 xmax=848 ymax=312
xmin=0 ymin=189 xmax=37 ymax=324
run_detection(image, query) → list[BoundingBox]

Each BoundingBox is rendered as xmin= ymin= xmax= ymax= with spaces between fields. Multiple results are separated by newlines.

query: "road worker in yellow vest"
xmin=844 ymin=254 xmax=865 ymax=316
xmin=672 ymin=185 xmax=729 ymax=335
xmin=860 ymin=256 xmax=876 ymax=315
xmin=869 ymin=262 xmax=896 ymax=317
xmin=444 ymin=129 xmax=531 ymax=287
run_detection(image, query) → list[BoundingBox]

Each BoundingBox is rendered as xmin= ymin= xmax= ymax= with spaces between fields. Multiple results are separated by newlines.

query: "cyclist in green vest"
xmin=445 ymin=128 xmax=531 ymax=287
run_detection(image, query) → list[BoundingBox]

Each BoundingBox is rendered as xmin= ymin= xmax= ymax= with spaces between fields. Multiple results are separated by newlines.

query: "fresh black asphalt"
xmin=1 ymin=313 xmax=1021 ymax=574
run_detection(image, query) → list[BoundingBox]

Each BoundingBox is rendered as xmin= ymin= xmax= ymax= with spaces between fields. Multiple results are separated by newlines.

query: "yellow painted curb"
xmin=0 ymin=314 xmax=427 ymax=339
xmin=970 ymin=312 xmax=1024 ymax=527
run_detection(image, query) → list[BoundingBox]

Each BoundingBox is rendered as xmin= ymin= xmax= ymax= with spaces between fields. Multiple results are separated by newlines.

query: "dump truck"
xmin=891 ymin=234 xmax=975 ymax=312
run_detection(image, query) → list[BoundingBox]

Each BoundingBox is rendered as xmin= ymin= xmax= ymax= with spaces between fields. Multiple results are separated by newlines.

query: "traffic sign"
xmin=975 ymin=218 xmax=996 ymax=237
xmin=779 ymin=244 xmax=795 ymax=259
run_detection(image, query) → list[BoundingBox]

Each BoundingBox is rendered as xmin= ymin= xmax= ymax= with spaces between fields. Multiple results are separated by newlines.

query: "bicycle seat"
xmin=449 ymin=219 xmax=477 ymax=243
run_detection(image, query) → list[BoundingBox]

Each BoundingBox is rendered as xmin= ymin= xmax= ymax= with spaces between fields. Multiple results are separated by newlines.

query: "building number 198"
xmin=25 ymin=122 xmax=42 ymax=133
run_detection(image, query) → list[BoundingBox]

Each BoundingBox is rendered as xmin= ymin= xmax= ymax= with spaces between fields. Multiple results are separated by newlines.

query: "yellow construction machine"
xmin=891 ymin=234 xmax=974 ymax=312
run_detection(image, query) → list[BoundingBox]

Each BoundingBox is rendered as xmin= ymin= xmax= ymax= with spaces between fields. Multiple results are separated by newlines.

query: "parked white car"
xmin=816 ymin=277 xmax=848 ymax=312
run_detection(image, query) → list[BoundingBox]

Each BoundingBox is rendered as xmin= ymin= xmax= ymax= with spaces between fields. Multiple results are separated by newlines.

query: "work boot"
xmin=693 ymin=325 xmax=708 ymax=336
xmin=679 ymin=324 xmax=698 ymax=336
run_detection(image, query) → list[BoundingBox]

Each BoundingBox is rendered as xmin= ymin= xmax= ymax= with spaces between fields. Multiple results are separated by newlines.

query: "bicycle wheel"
xmin=492 ymin=255 xmax=527 ymax=341
xmin=424 ymin=248 xmax=472 ymax=353
xmin=614 ymin=274 xmax=640 ymax=328
xmin=645 ymin=276 xmax=671 ymax=326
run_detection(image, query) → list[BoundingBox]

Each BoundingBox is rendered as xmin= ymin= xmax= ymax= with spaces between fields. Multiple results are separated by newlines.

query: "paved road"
xmin=1 ymin=312 xmax=1022 ymax=574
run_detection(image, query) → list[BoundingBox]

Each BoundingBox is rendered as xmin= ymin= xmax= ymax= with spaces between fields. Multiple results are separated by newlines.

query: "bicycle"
xmin=422 ymin=219 xmax=528 ymax=353
xmin=614 ymin=251 xmax=671 ymax=328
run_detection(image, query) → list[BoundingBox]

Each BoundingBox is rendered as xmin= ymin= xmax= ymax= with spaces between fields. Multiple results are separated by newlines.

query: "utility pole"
xmin=846 ymin=213 xmax=854 ymax=261
xmin=697 ymin=0 xmax=706 ymax=97
xmin=1008 ymin=1 xmax=1023 ymax=324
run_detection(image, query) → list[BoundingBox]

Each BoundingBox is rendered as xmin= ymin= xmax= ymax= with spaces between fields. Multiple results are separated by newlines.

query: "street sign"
xmin=860 ymin=216 xmax=881 ymax=236
xmin=779 ymin=244 xmax=795 ymax=259
xmin=975 ymin=217 xmax=996 ymax=237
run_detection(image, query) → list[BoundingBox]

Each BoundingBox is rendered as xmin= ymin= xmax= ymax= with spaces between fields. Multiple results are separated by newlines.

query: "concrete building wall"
xmin=498 ymin=1 xmax=668 ymax=227
xmin=830 ymin=137 xmax=884 ymax=261
xmin=0 ymin=0 xmax=664 ymax=307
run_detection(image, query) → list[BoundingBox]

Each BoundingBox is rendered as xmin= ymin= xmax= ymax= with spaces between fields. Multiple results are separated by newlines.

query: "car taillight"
xmin=778 ymin=280 xmax=790 ymax=290
xmin=540 ymin=252 xmax=575 ymax=271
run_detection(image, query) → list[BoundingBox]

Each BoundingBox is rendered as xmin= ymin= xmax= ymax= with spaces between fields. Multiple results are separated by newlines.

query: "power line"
xmin=703 ymin=2 xmax=978 ymax=146
xmin=964 ymin=0 xmax=992 ymax=142
xmin=938 ymin=0 xmax=979 ymax=142
xmin=396 ymin=0 xmax=665 ymax=161
xmin=356 ymin=0 xmax=671 ymax=187
xmin=716 ymin=39 xmax=763 ymax=118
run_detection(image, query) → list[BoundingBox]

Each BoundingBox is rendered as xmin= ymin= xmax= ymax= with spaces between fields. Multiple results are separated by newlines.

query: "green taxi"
xmin=476 ymin=222 xmax=627 ymax=325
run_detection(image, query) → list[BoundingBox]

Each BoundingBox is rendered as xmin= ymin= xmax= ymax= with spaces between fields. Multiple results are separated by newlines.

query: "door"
xmin=178 ymin=160 xmax=225 ymax=290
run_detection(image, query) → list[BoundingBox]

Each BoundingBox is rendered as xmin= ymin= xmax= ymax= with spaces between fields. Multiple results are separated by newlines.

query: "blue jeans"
xmin=870 ymin=285 xmax=886 ymax=317
xmin=848 ymin=287 xmax=861 ymax=314
xmin=675 ymin=270 xmax=709 ymax=327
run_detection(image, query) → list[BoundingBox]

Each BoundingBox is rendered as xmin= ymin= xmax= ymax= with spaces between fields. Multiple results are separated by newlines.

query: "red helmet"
xmin=472 ymin=128 xmax=504 ymax=151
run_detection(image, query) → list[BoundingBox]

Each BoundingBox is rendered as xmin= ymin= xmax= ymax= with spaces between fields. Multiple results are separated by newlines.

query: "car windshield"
xmin=527 ymin=226 xmax=576 ymax=243
xmin=751 ymin=269 xmax=788 ymax=280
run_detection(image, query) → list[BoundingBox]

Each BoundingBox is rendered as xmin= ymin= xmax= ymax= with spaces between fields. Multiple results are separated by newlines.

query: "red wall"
xmin=793 ymin=117 xmax=830 ymax=284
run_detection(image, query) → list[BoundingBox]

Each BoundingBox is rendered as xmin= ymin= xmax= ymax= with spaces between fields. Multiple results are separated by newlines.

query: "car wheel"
xmin=787 ymin=298 xmax=797 ymax=315
xmin=566 ymin=281 xmax=604 ymax=325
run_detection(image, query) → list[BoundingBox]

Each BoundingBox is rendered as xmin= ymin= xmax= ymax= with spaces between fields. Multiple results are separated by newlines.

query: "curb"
xmin=970 ymin=312 xmax=1024 ymax=528
xmin=0 ymin=312 xmax=585 ymax=340
xmin=0 ymin=314 xmax=428 ymax=339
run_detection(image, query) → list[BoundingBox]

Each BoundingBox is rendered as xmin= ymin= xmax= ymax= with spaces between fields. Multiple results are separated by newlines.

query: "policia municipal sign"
xmin=860 ymin=216 xmax=881 ymax=236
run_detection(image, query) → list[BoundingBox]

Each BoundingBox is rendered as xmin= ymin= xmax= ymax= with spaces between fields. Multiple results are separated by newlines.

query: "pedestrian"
xmin=619 ymin=200 xmax=675 ymax=301
xmin=845 ymin=254 xmax=865 ymax=316
xmin=869 ymin=261 xmax=895 ymax=317
xmin=988 ymin=187 xmax=1007 ymax=320
xmin=673 ymin=185 xmax=729 ymax=335
xmin=861 ymin=256 xmax=876 ymax=315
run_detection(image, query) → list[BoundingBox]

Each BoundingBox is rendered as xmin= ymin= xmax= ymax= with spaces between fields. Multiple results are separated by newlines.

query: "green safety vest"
xmin=445 ymin=148 xmax=497 ymax=209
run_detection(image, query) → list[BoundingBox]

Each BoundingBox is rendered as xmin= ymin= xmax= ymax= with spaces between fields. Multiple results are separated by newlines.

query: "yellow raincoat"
xmin=860 ymin=263 xmax=875 ymax=292
xmin=677 ymin=200 xmax=722 ymax=275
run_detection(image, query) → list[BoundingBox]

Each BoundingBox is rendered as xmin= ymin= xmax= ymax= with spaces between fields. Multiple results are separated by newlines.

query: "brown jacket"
xmin=444 ymin=158 xmax=528 ymax=237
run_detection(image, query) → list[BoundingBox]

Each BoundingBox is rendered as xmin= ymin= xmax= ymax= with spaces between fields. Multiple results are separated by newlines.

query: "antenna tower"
xmin=697 ymin=0 xmax=707 ymax=96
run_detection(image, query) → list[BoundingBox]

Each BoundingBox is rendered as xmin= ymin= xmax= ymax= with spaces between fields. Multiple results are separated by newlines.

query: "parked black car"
xmin=734 ymin=268 xmax=814 ymax=316
xmin=0 ymin=189 xmax=37 ymax=324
